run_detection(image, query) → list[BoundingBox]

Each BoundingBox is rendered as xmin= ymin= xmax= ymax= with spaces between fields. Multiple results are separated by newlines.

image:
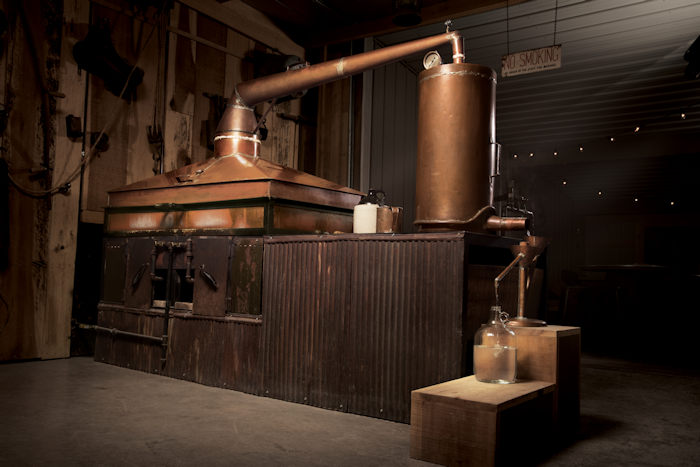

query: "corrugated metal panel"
xmin=96 ymin=232 xmax=524 ymax=424
xmin=262 ymin=233 xmax=467 ymax=422
xmin=261 ymin=237 xmax=352 ymax=411
xmin=369 ymin=59 xmax=418 ymax=233
xmin=95 ymin=308 xmax=263 ymax=394
xmin=167 ymin=316 xmax=262 ymax=394
xmin=94 ymin=308 xmax=163 ymax=373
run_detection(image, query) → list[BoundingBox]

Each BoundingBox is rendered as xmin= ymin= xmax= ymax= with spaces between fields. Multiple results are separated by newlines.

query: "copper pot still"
xmin=415 ymin=63 xmax=513 ymax=232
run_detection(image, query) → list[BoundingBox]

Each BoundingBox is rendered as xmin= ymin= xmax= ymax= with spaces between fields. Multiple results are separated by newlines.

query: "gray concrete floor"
xmin=1 ymin=355 xmax=698 ymax=466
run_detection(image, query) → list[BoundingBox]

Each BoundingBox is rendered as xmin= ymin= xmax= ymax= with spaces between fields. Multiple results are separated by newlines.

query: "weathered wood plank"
xmin=41 ymin=0 xmax=90 ymax=358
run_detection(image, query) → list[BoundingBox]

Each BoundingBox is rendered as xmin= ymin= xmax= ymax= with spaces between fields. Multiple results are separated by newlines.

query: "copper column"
xmin=414 ymin=63 xmax=527 ymax=232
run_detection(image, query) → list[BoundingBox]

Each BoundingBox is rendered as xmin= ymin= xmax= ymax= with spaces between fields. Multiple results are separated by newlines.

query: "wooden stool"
xmin=410 ymin=376 xmax=555 ymax=466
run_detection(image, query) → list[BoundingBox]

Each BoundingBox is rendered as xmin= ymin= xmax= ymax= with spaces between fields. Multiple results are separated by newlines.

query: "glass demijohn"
xmin=473 ymin=305 xmax=517 ymax=384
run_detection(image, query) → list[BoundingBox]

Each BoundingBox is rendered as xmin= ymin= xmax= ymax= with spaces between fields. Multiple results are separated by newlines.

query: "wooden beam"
xmin=309 ymin=0 xmax=531 ymax=47
xmin=177 ymin=0 xmax=304 ymax=57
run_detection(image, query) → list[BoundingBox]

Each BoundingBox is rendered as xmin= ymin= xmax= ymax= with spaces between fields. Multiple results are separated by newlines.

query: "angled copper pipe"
xmin=215 ymin=30 xmax=464 ymax=147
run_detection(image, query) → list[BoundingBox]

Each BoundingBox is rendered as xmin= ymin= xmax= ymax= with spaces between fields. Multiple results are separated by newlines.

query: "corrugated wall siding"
xmin=96 ymin=308 xmax=263 ymax=394
xmin=369 ymin=57 xmax=419 ymax=233
xmin=262 ymin=233 xmax=466 ymax=422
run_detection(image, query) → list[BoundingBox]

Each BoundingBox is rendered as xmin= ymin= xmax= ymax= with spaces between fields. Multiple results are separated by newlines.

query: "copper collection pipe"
xmin=485 ymin=215 xmax=528 ymax=231
xmin=235 ymin=32 xmax=463 ymax=107
xmin=517 ymin=264 xmax=527 ymax=319
xmin=494 ymin=252 xmax=525 ymax=306
xmin=215 ymin=31 xmax=464 ymax=140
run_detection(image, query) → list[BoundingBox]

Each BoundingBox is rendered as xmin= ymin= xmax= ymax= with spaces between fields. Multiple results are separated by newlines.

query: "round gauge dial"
xmin=423 ymin=51 xmax=443 ymax=70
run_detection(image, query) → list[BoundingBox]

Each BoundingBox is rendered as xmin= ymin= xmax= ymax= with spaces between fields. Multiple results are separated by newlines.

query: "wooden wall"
xmin=0 ymin=0 xmax=304 ymax=361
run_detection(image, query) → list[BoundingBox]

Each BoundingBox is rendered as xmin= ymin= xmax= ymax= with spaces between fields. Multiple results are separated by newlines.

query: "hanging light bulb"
xmin=597 ymin=190 xmax=602 ymax=196
xmin=610 ymin=137 xmax=615 ymax=142
xmin=529 ymin=152 xmax=534 ymax=158
xmin=553 ymin=151 xmax=558 ymax=156
xmin=681 ymin=112 xmax=687 ymax=120
xmin=634 ymin=126 xmax=641 ymax=133
xmin=513 ymin=153 xmax=518 ymax=159
xmin=562 ymin=180 xmax=567 ymax=185
xmin=634 ymin=197 xmax=638 ymax=202
xmin=579 ymin=145 xmax=584 ymax=152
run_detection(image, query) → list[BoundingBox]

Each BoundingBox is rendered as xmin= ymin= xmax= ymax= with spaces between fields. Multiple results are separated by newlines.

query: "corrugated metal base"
xmin=95 ymin=232 xmax=523 ymax=423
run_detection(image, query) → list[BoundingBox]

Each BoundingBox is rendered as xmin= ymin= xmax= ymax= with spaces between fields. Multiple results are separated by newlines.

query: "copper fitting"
xmin=450 ymin=33 xmax=465 ymax=63
xmin=484 ymin=215 xmax=529 ymax=231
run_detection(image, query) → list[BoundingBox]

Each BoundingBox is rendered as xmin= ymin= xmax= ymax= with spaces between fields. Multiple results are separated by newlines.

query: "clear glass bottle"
xmin=473 ymin=305 xmax=517 ymax=384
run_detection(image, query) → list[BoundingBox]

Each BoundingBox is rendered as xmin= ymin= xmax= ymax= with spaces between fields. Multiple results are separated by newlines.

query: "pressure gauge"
xmin=423 ymin=50 xmax=442 ymax=70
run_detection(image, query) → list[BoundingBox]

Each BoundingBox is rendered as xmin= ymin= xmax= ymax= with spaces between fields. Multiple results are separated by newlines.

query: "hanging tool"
xmin=147 ymin=124 xmax=164 ymax=174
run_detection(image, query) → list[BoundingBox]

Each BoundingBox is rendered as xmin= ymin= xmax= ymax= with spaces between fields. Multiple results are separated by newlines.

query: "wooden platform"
xmin=410 ymin=376 xmax=555 ymax=466
xmin=512 ymin=325 xmax=581 ymax=436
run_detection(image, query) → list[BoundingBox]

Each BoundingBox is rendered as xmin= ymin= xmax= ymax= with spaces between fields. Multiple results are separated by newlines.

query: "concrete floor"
xmin=1 ymin=355 xmax=698 ymax=466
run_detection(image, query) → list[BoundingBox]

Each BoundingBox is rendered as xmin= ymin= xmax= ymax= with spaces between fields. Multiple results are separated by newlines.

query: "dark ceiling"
xmin=236 ymin=0 xmax=523 ymax=46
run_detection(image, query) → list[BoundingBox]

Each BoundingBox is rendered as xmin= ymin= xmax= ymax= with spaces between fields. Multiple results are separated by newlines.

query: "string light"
xmin=670 ymin=201 xmax=675 ymax=206
xmin=504 ymin=107 xmax=692 ymax=166
xmin=634 ymin=197 xmax=638 ymax=202
xmin=597 ymin=190 xmax=602 ymax=196
xmin=562 ymin=180 xmax=567 ymax=185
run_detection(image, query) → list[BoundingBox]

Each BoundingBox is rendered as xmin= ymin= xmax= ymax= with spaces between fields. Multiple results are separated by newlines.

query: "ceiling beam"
xmin=178 ymin=0 xmax=305 ymax=57
xmin=308 ymin=0 xmax=531 ymax=47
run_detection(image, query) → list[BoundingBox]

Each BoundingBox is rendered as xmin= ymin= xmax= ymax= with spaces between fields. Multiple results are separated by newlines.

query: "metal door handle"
xmin=131 ymin=262 xmax=148 ymax=288
xmin=199 ymin=264 xmax=218 ymax=290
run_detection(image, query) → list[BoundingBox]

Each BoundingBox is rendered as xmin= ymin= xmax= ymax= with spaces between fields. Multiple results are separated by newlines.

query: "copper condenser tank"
xmin=415 ymin=62 xmax=497 ymax=231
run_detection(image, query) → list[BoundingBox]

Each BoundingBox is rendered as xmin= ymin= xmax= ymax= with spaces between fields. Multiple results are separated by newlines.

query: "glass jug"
xmin=473 ymin=305 xmax=517 ymax=384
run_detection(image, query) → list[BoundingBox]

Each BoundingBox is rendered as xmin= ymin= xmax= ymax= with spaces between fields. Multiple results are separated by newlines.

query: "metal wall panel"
xmin=369 ymin=60 xmax=418 ymax=233
xmin=167 ymin=316 xmax=262 ymax=394
xmin=262 ymin=232 xmax=468 ymax=422
xmin=95 ymin=307 xmax=263 ymax=394
xmin=96 ymin=232 xmax=522 ymax=423
xmin=101 ymin=239 xmax=127 ymax=304
xmin=124 ymin=237 xmax=153 ymax=309
xmin=192 ymin=236 xmax=231 ymax=317
xmin=94 ymin=308 xmax=163 ymax=372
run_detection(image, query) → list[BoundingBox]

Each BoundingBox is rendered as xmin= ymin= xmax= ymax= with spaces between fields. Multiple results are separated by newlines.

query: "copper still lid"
xmin=108 ymin=154 xmax=362 ymax=210
xmin=105 ymin=154 xmax=363 ymax=236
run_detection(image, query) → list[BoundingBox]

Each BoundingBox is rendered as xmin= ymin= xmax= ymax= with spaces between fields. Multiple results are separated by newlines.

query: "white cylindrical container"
xmin=353 ymin=203 xmax=378 ymax=233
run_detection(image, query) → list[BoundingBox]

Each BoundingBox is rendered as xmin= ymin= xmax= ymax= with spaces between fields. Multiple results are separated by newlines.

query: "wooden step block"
xmin=410 ymin=376 xmax=555 ymax=466
xmin=512 ymin=325 xmax=580 ymax=436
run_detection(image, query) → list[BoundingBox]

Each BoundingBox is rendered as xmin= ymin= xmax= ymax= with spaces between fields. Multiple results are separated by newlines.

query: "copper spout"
xmin=509 ymin=235 xmax=549 ymax=267
xmin=450 ymin=33 xmax=465 ymax=63
xmin=484 ymin=215 xmax=528 ymax=231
